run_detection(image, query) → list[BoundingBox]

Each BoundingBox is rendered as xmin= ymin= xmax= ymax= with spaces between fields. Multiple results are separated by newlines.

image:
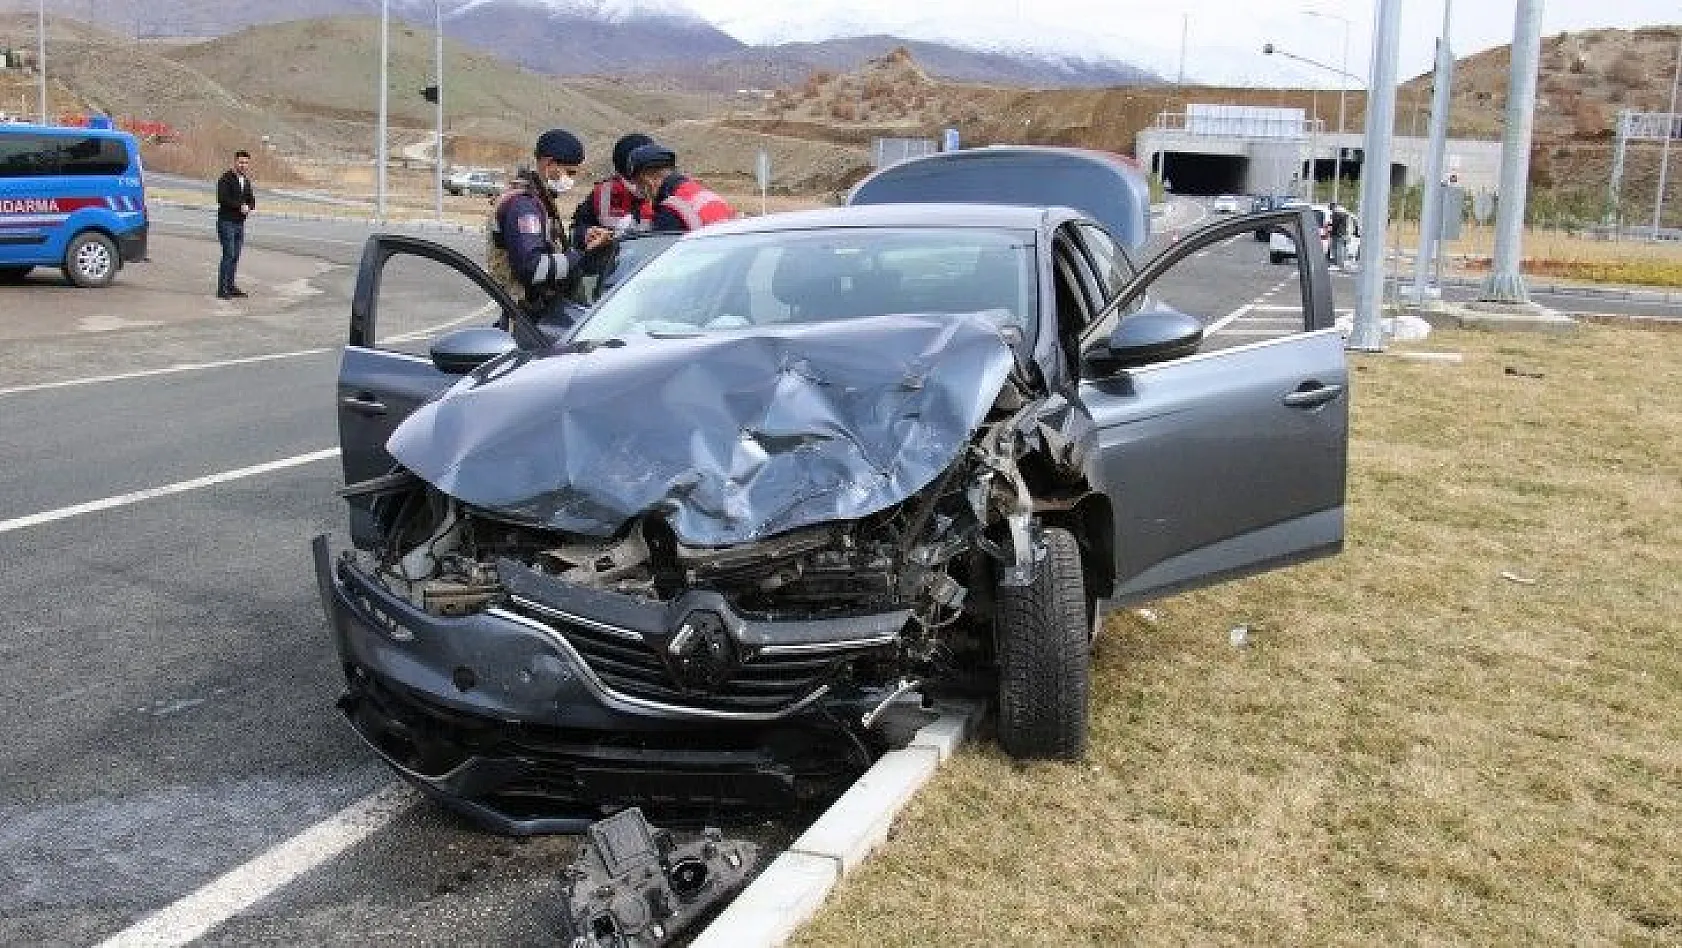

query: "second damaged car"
xmin=315 ymin=200 xmax=1349 ymax=833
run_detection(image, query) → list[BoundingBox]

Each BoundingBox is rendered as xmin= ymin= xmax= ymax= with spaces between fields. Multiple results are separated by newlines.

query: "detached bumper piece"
xmin=562 ymin=807 xmax=757 ymax=948
xmin=313 ymin=535 xmax=892 ymax=833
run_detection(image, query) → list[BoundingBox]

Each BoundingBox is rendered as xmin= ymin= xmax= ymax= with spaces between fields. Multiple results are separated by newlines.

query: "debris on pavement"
xmin=1504 ymin=366 xmax=1546 ymax=379
xmin=562 ymin=807 xmax=759 ymax=948
xmin=1499 ymin=570 xmax=1538 ymax=585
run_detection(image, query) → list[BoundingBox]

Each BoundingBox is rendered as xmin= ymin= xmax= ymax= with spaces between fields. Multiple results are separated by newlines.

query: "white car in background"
xmin=1269 ymin=203 xmax=1360 ymax=266
xmin=1211 ymin=194 xmax=1243 ymax=214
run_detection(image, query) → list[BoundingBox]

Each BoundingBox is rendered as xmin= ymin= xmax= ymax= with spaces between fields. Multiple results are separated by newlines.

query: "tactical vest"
xmin=486 ymin=179 xmax=556 ymax=306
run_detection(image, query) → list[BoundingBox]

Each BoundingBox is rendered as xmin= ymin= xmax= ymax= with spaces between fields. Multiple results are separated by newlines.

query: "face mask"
xmin=548 ymin=174 xmax=575 ymax=196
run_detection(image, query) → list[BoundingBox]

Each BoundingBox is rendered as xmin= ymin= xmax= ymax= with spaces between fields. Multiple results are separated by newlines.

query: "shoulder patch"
xmin=516 ymin=213 xmax=544 ymax=235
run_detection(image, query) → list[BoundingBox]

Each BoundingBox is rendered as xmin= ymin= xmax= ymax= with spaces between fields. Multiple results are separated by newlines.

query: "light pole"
xmin=1303 ymin=9 xmax=1353 ymax=205
xmin=434 ymin=0 xmax=444 ymax=221
xmin=1654 ymin=33 xmax=1680 ymax=236
xmin=1348 ymin=0 xmax=1403 ymax=352
xmin=1262 ymin=43 xmax=1364 ymax=201
xmin=1477 ymin=0 xmax=1544 ymax=305
xmin=36 ymin=0 xmax=47 ymax=123
xmin=376 ymin=0 xmax=389 ymax=223
xmin=1411 ymin=0 xmax=1456 ymax=308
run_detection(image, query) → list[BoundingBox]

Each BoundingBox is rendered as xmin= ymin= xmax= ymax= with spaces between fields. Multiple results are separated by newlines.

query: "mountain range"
xmin=0 ymin=0 xmax=1159 ymax=88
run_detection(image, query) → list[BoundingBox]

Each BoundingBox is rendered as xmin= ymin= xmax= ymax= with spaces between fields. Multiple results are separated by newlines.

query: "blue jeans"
xmin=217 ymin=218 xmax=244 ymax=293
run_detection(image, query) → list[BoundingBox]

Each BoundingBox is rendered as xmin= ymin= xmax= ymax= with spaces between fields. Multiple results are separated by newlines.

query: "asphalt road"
xmin=2 ymin=200 xmax=1675 ymax=946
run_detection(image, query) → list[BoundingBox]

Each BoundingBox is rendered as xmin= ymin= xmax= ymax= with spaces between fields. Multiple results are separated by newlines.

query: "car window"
xmin=565 ymin=232 xmax=681 ymax=309
xmin=575 ymin=227 xmax=1039 ymax=342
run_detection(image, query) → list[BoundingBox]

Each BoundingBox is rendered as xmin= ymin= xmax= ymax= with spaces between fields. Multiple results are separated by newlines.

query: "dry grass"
xmin=1393 ymin=222 xmax=1682 ymax=288
xmin=793 ymin=324 xmax=1682 ymax=946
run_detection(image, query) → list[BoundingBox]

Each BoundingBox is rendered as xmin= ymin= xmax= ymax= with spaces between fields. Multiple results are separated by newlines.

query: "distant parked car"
xmin=1250 ymin=195 xmax=1303 ymax=239
xmin=444 ymin=169 xmax=503 ymax=197
xmin=1212 ymin=194 xmax=1242 ymax=214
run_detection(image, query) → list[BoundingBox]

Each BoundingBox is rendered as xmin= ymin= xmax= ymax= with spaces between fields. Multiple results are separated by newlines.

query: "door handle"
xmin=340 ymin=393 xmax=388 ymax=416
xmin=1282 ymin=383 xmax=1344 ymax=408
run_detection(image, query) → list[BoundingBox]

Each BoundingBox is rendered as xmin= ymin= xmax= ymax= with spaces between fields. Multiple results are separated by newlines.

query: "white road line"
xmin=152 ymin=220 xmax=368 ymax=247
xmin=0 ymin=448 xmax=341 ymax=535
xmin=1206 ymin=304 xmax=1252 ymax=336
xmin=96 ymin=783 xmax=417 ymax=948
xmin=0 ymin=349 xmax=334 ymax=399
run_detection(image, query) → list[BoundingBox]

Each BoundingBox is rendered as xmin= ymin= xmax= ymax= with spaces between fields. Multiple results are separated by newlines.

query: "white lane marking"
xmin=0 ymin=349 xmax=334 ymax=399
xmin=151 ymin=220 xmax=367 ymax=248
xmin=1206 ymin=304 xmax=1253 ymax=335
xmin=96 ymin=783 xmax=417 ymax=948
xmin=383 ymin=301 xmax=499 ymax=343
xmin=0 ymin=448 xmax=341 ymax=535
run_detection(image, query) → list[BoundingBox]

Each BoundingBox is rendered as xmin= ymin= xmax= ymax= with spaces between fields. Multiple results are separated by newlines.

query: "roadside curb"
xmin=1426 ymin=273 xmax=1682 ymax=304
xmin=690 ymin=698 xmax=987 ymax=948
xmin=152 ymin=198 xmax=477 ymax=235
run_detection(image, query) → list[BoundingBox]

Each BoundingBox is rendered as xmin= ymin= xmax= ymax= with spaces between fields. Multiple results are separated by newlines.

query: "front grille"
xmin=511 ymin=603 xmax=873 ymax=713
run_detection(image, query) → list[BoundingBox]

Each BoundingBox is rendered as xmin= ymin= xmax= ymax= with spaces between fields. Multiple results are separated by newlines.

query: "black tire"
xmin=995 ymin=525 xmax=1090 ymax=760
xmin=0 ymin=265 xmax=31 ymax=282
xmin=62 ymin=231 xmax=118 ymax=287
xmin=1269 ymin=252 xmax=1285 ymax=265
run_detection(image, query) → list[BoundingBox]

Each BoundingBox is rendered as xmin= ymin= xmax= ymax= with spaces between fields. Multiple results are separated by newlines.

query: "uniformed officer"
xmin=487 ymin=128 xmax=612 ymax=320
xmin=570 ymin=132 xmax=654 ymax=250
xmin=623 ymin=144 xmax=736 ymax=233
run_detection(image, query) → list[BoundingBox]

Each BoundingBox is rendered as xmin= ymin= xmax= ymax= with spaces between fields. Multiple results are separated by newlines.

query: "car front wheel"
xmin=995 ymin=525 xmax=1090 ymax=760
xmin=63 ymin=231 xmax=118 ymax=287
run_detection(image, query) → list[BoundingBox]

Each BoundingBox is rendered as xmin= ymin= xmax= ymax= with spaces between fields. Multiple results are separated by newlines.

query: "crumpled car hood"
xmin=387 ymin=313 xmax=1018 ymax=546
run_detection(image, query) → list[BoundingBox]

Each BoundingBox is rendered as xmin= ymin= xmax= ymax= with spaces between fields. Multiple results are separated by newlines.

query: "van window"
xmin=61 ymin=136 xmax=130 ymax=176
xmin=0 ymin=133 xmax=129 ymax=177
xmin=0 ymin=133 xmax=59 ymax=177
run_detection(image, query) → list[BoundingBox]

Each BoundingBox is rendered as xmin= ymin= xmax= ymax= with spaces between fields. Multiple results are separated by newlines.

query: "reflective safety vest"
xmin=659 ymin=178 xmax=735 ymax=231
xmin=592 ymin=175 xmax=651 ymax=233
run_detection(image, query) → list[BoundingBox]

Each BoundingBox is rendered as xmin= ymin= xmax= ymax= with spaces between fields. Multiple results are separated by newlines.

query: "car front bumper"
xmin=312 ymin=534 xmax=906 ymax=833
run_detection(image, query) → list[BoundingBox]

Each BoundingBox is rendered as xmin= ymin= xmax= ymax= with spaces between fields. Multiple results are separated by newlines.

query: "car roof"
xmin=846 ymin=145 xmax=1151 ymax=250
xmin=694 ymin=202 xmax=1058 ymax=237
xmin=0 ymin=121 xmax=134 ymax=139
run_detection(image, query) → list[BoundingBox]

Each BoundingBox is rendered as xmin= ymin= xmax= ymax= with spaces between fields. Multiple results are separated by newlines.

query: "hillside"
xmin=1399 ymin=25 xmax=1681 ymax=223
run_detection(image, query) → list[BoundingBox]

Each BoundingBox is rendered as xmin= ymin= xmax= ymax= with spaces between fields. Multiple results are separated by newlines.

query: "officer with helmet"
xmin=570 ymin=132 xmax=655 ymax=250
xmin=488 ymin=127 xmax=612 ymax=320
xmin=623 ymin=143 xmax=736 ymax=232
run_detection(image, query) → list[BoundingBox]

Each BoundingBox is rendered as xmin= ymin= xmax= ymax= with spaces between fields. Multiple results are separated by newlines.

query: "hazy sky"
xmin=681 ymin=0 xmax=1681 ymax=85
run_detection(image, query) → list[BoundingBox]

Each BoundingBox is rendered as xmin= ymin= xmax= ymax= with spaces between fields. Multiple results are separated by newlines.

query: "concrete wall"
xmin=1137 ymin=128 xmax=1504 ymax=195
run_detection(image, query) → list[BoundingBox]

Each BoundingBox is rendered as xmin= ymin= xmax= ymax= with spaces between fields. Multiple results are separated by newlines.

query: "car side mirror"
xmin=1084 ymin=310 xmax=1205 ymax=376
xmin=430 ymin=326 xmax=517 ymax=374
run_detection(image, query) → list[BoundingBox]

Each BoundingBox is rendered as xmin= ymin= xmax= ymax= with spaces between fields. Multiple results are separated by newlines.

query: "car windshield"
xmin=574 ymin=226 xmax=1038 ymax=343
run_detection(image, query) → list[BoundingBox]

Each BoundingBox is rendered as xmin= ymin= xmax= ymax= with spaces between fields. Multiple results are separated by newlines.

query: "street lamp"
xmin=36 ymin=0 xmax=47 ymax=123
xmin=1303 ymin=9 xmax=1353 ymax=206
xmin=1263 ymin=43 xmax=1364 ymax=202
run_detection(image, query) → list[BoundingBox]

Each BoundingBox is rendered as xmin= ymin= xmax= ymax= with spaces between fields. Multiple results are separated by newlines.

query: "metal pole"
xmin=1477 ymin=0 xmax=1544 ymax=304
xmin=1177 ymin=14 xmax=1188 ymax=88
xmin=1347 ymin=0 xmax=1402 ymax=352
xmin=1333 ymin=19 xmax=1349 ymax=205
xmin=36 ymin=0 xmax=47 ymax=123
xmin=1609 ymin=109 xmax=1628 ymax=229
xmin=1412 ymin=0 xmax=1455 ymax=306
xmin=434 ymin=0 xmax=444 ymax=221
xmin=1652 ymin=33 xmax=1681 ymax=236
xmin=377 ymin=0 xmax=389 ymax=223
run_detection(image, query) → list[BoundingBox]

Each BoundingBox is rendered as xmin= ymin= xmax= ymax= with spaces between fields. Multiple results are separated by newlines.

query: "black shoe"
xmin=216 ymin=291 xmax=231 ymax=299
xmin=228 ymin=287 xmax=249 ymax=298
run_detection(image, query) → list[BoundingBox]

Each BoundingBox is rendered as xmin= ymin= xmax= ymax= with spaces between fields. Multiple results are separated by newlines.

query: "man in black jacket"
xmin=215 ymin=150 xmax=255 ymax=298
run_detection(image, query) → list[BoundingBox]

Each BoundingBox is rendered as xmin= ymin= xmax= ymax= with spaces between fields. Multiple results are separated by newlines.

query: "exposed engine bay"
xmin=343 ymin=378 xmax=1092 ymax=718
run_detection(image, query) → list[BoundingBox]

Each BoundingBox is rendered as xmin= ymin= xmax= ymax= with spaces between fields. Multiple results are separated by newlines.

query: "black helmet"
xmin=625 ymin=143 xmax=677 ymax=177
xmin=534 ymin=128 xmax=584 ymax=164
xmin=612 ymin=133 xmax=655 ymax=177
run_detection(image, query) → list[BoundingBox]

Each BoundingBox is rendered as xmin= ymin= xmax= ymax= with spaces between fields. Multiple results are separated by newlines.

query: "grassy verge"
xmin=1393 ymin=222 xmax=1682 ymax=288
xmin=794 ymin=325 xmax=1682 ymax=945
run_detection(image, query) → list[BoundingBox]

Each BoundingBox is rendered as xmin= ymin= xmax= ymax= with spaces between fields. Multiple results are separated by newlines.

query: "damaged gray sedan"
xmin=315 ymin=201 xmax=1348 ymax=834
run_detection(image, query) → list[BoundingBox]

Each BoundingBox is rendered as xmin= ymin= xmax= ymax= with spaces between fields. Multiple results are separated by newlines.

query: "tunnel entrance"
xmin=1157 ymin=152 xmax=1249 ymax=196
